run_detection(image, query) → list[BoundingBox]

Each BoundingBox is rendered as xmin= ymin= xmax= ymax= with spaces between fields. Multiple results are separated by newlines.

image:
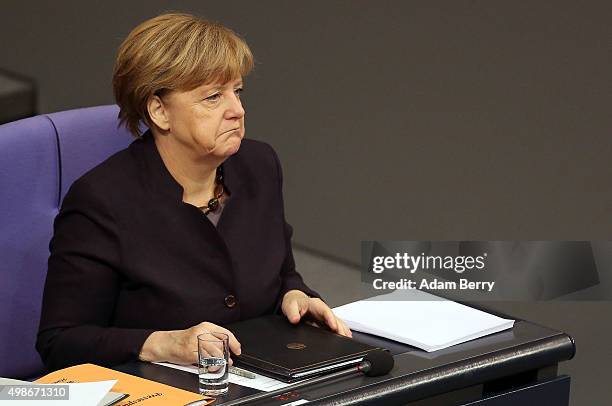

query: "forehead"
xmin=195 ymin=77 xmax=243 ymax=92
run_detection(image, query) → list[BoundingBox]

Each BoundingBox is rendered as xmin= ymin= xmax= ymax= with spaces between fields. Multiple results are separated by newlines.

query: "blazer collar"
xmin=138 ymin=130 xmax=246 ymax=203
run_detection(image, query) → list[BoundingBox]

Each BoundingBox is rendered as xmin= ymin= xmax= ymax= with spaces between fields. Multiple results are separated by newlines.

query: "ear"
xmin=147 ymin=94 xmax=171 ymax=131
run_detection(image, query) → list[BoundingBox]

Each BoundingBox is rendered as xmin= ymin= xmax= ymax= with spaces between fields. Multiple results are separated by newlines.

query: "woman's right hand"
xmin=138 ymin=322 xmax=241 ymax=366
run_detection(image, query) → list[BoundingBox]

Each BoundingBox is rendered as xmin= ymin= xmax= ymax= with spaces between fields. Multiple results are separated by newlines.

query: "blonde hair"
xmin=113 ymin=13 xmax=254 ymax=136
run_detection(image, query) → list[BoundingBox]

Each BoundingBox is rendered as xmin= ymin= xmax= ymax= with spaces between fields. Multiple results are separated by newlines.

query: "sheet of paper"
xmin=0 ymin=380 xmax=116 ymax=406
xmin=0 ymin=378 xmax=122 ymax=406
xmin=153 ymin=362 xmax=295 ymax=392
xmin=333 ymin=289 xmax=515 ymax=352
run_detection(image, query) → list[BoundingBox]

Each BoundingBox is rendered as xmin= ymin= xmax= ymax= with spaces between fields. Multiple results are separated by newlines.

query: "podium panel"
xmin=116 ymin=320 xmax=574 ymax=405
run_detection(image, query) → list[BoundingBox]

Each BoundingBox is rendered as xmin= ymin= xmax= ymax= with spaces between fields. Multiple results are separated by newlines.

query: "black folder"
xmin=228 ymin=315 xmax=383 ymax=382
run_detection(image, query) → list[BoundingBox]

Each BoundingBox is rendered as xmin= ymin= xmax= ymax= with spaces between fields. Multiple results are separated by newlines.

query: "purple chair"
xmin=0 ymin=105 xmax=134 ymax=378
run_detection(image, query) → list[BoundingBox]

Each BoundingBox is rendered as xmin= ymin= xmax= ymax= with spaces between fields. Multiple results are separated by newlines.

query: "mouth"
xmin=221 ymin=127 xmax=240 ymax=135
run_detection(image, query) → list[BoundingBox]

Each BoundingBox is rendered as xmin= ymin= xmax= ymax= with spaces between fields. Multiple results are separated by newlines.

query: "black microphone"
xmin=356 ymin=349 xmax=394 ymax=377
xmin=219 ymin=350 xmax=394 ymax=406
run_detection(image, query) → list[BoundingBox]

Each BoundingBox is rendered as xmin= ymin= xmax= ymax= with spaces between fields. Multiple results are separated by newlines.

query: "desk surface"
xmin=115 ymin=320 xmax=574 ymax=405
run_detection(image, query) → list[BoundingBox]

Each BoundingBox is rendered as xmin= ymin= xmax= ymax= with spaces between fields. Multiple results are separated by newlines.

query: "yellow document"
xmin=36 ymin=363 xmax=213 ymax=406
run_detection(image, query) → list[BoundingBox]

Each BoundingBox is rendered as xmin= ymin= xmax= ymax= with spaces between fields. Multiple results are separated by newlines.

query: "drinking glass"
xmin=197 ymin=332 xmax=229 ymax=396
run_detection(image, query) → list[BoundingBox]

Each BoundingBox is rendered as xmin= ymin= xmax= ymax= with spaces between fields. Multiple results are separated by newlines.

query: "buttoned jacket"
xmin=37 ymin=132 xmax=318 ymax=370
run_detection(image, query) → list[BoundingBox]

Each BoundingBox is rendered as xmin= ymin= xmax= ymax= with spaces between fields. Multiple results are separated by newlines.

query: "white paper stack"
xmin=333 ymin=289 xmax=514 ymax=352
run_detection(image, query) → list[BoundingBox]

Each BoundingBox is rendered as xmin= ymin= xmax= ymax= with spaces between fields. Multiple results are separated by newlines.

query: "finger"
xmin=197 ymin=342 xmax=224 ymax=363
xmin=201 ymin=344 xmax=227 ymax=374
xmin=284 ymin=298 xmax=302 ymax=324
xmin=299 ymin=300 xmax=309 ymax=318
xmin=337 ymin=318 xmax=353 ymax=338
xmin=320 ymin=306 xmax=338 ymax=333
xmin=198 ymin=347 xmax=212 ymax=358
xmin=305 ymin=299 xmax=337 ymax=332
xmin=345 ymin=324 xmax=353 ymax=338
xmin=199 ymin=324 xmax=241 ymax=356
xmin=215 ymin=328 xmax=241 ymax=356
xmin=335 ymin=317 xmax=347 ymax=336
xmin=206 ymin=341 xmax=225 ymax=359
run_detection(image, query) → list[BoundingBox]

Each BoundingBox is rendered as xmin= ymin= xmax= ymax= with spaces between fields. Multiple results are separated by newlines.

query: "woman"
xmin=36 ymin=13 xmax=350 ymax=371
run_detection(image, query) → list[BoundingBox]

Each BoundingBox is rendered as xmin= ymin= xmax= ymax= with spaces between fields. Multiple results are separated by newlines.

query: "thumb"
xmin=285 ymin=299 xmax=303 ymax=324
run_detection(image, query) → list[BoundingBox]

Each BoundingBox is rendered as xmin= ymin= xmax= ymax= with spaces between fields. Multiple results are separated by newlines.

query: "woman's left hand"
xmin=281 ymin=290 xmax=352 ymax=338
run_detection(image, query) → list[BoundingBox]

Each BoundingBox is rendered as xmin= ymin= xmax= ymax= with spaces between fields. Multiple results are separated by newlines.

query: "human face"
xmin=160 ymin=77 xmax=245 ymax=158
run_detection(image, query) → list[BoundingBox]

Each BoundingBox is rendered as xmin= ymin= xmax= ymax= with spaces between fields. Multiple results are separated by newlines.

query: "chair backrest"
xmin=0 ymin=105 xmax=133 ymax=378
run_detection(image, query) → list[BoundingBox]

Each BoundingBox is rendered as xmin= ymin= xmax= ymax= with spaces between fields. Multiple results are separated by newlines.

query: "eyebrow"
xmin=208 ymin=81 xmax=243 ymax=92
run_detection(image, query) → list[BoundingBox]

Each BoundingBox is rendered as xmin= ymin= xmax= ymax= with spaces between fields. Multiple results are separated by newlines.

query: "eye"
xmin=204 ymin=93 xmax=221 ymax=102
xmin=234 ymin=87 xmax=244 ymax=98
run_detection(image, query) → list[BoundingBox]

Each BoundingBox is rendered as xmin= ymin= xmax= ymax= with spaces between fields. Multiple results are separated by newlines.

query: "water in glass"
xmin=198 ymin=356 xmax=228 ymax=395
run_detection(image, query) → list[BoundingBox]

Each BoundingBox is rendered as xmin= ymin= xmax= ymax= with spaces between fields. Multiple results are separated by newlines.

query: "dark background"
xmin=1 ymin=1 xmax=610 ymax=404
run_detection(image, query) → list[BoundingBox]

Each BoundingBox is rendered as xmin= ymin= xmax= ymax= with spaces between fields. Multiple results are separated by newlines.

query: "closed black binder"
xmin=227 ymin=315 xmax=383 ymax=382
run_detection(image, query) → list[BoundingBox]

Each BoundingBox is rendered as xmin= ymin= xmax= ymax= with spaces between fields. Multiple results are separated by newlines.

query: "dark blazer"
xmin=37 ymin=132 xmax=318 ymax=371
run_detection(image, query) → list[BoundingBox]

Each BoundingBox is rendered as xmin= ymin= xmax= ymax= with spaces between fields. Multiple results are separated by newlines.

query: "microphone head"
xmin=362 ymin=350 xmax=394 ymax=377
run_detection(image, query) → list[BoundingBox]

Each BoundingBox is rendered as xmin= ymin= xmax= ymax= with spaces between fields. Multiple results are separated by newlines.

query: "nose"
xmin=224 ymin=92 xmax=245 ymax=120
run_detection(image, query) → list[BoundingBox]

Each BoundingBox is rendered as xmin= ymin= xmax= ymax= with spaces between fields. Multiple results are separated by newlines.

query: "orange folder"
xmin=36 ymin=363 xmax=213 ymax=405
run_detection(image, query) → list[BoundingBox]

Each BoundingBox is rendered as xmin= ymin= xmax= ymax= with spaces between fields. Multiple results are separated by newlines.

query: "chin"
xmin=224 ymin=139 xmax=242 ymax=156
